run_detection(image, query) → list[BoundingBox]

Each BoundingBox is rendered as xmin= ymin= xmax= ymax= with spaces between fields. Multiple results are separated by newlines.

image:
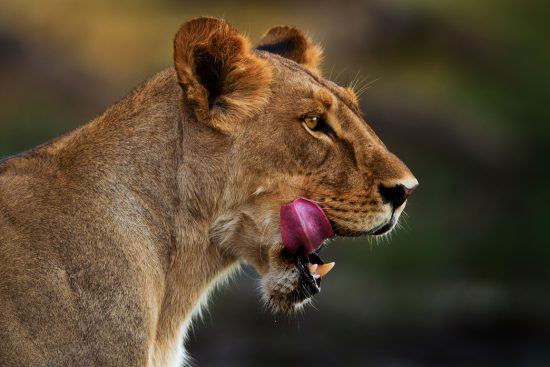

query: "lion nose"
xmin=379 ymin=181 xmax=418 ymax=209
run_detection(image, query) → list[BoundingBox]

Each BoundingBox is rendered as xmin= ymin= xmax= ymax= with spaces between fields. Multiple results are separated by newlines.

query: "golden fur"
xmin=0 ymin=17 xmax=417 ymax=366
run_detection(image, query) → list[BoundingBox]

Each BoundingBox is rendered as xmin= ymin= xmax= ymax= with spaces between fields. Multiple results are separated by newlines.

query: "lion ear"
xmin=256 ymin=25 xmax=323 ymax=74
xmin=174 ymin=17 xmax=272 ymax=128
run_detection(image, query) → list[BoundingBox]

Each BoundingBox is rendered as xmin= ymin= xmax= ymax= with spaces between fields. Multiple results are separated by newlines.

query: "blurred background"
xmin=1 ymin=0 xmax=548 ymax=365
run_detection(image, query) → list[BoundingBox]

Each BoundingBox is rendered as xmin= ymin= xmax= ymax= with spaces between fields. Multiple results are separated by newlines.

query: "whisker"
xmin=328 ymin=64 xmax=336 ymax=81
xmin=349 ymin=73 xmax=366 ymax=91
xmin=333 ymin=67 xmax=348 ymax=84
xmin=348 ymin=69 xmax=362 ymax=90
xmin=355 ymin=77 xmax=381 ymax=97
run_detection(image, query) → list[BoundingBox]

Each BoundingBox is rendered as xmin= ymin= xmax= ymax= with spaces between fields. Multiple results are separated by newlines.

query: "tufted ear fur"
xmin=174 ymin=17 xmax=272 ymax=128
xmin=256 ymin=25 xmax=323 ymax=74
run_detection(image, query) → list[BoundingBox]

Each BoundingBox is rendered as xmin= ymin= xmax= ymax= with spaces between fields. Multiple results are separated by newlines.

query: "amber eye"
xmin=301 ymin=115 xmax=334 ymax=136
xmin=303 ymin=116 xmax=319 ymax=130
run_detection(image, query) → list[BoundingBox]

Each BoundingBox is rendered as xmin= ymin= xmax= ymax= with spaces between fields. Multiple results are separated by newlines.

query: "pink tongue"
xmin=280 ymin=197 xmax=334 ymax=255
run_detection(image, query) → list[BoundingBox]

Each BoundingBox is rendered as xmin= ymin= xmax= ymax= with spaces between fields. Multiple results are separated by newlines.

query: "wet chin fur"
xmin=260 ymin=265 xmax=312 ymax=314
xmin=259 ymin=248 xmax=314 ymax=314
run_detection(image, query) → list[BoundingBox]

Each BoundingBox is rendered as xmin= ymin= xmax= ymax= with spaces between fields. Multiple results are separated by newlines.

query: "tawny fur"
xmin=0 ymin=17 xmax=415 ymax=366
xmin=257 ymin=25 xmax=324 ymax=73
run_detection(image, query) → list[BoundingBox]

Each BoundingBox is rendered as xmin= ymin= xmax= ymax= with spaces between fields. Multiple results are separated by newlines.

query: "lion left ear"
xmin=256 ymin=26 xmax=323 ymax=74
xmin=174 ymin=17 xmax=272 ymax=129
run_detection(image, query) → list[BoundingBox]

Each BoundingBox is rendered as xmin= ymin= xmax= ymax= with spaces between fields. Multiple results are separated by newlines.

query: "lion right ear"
xmin=256 ymin=26 xmax=323 ymax=74
xmin=174 ymin=17 xmax=271 ymax=128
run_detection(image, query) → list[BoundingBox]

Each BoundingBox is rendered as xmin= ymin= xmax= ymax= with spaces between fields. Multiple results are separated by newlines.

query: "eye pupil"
xmin=305 ymin=116 xmax=319 ymax=130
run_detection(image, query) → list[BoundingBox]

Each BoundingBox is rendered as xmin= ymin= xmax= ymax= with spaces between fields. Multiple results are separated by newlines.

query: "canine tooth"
xmin=308 ymin=263 xmax=318 ymax=274
xmin=316 ymin=262 xmax=335 ymax=277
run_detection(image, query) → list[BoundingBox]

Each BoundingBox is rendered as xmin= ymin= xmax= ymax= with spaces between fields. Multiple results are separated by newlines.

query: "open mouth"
xmin=278 ymin=197 xmax=394 ymax=300
xmin=279 ymin=197 xmax=336 ymax=297
xmin=286 ymin=247 xmax=335 ymax=297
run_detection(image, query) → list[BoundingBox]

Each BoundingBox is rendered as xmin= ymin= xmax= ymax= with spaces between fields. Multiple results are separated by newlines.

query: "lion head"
xmin=173 ymin=18 xmax=418 ymax=313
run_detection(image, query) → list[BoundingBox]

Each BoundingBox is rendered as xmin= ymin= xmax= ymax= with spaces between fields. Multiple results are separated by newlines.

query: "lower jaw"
xmin=280 ymin=249 xmax=323 ymax=298
xmin=371 ymin=220 xmax=396 ymax=235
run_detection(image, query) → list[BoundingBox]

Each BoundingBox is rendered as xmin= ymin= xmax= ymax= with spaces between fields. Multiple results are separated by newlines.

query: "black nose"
xmin=379 ymin=184 xmax=417 ymax=208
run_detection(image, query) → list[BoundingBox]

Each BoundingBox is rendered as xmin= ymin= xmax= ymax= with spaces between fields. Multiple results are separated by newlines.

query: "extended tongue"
xmin=280 ymin=197 xmax=334 ymax=255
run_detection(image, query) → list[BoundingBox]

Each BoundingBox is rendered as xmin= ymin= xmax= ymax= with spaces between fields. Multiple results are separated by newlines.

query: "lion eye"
xmin=304 ymin=116 xmax=319 ymax=130
xmin=302 ymin=115 xmax=333 ymax=136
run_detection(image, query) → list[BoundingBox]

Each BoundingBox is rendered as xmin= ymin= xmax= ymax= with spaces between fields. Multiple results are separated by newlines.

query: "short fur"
xmin=257 ymin=25 xmax=323 ymax=73
xmin=0 ymin=17 xmax=416 ymax=366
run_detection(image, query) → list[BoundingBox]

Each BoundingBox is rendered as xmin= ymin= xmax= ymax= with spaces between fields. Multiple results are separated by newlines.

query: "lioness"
xmin=0 ymin=17 xmax=418 ymax=366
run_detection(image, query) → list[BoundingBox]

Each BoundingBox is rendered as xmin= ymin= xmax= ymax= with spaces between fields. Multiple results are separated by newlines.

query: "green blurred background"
xmin=1 ymin=0 xmax=548 ymax=366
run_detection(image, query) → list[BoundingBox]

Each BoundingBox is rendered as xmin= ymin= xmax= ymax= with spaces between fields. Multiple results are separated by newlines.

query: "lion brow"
xmin=259 ymin=50 xmax=363 ymax=119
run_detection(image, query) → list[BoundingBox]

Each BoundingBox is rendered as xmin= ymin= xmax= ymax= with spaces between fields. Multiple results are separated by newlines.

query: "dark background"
xmin=1 ymin=1 xmax=549 ymax=366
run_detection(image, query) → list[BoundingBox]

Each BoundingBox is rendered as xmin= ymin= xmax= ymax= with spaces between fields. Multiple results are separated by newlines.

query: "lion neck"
xmin=154 ymin=113 xmax=243 ymax=362
xmin=56 ymin=69 xmax=250 ymax=363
